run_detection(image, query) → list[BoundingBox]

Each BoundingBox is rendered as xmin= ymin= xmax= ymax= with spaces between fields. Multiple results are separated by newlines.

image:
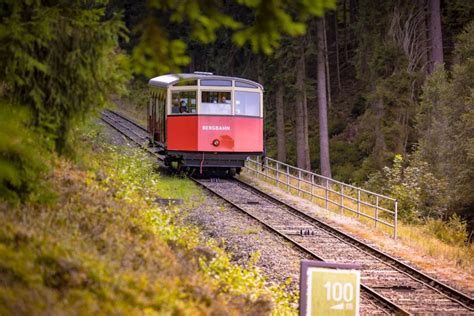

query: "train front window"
xmin=235 ymin=91 xmax=260 ymax=117
xmin=171 ymin=91 xmax=197 ymax=114
xmin=200 ymin=91 xmax=232 ymax=115
xmin=235 ymin=81 xmax=258 ymax=88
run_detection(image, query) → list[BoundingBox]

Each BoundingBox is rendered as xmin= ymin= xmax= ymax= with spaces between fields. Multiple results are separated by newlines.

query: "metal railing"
xmin=244 ymin=156 xmax=398 ymax=239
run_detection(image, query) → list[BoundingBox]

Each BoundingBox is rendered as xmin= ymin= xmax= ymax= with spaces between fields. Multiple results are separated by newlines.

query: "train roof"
xmin=148 ymin=72 xmax=263 ymax=90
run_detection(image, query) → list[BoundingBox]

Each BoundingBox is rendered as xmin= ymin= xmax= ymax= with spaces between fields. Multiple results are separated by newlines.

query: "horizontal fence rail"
xmin=244 ymin=156 xmax=398 ymax=239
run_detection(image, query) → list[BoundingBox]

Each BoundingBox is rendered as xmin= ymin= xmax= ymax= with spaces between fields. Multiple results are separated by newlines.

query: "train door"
xmin=157 ymin=97 xmax=166 ymax=144
xmin=147 ymin=95 xmax=153 ymax=134
xmin=154 ymin=89 xmax=166 ymax=144
xmin=147 ymin=89 xmax=166 ymax=144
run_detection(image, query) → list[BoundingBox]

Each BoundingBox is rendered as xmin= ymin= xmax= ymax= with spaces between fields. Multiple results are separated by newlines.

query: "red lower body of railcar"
xmin=165 ymin=115 xmax=263 ymax=172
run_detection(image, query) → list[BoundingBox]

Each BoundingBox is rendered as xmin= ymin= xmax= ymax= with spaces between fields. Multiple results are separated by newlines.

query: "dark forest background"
xmin=109 ymin=0 xmax=474 ymax=230
xmin=1 ymin=0 xmax=473 ymax=236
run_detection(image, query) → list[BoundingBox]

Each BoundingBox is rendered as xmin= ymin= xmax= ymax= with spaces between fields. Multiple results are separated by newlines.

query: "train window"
xmin=200 ymin=79 xmax=232 ymax=87
xmin=235 ymin=81 xmax=258 ymax=88
xmin=171 ymin=91 xmax=197 ymax=114
xmin=201 ymin=91 xmax=232 ymax=115
xmin=173 ymin=79 xmax=197 ymax=86
xmin=235 ymin=91 xmax=260 ymax=117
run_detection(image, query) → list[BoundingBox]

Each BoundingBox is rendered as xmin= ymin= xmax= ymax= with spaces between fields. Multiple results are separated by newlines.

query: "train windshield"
xmin=171 ymin=91 xmax=197 ymax=114
xmin=200 ymin=91 xmax=232 ymax=115
xmin=235 ymin=91 xmax=260 ymax=117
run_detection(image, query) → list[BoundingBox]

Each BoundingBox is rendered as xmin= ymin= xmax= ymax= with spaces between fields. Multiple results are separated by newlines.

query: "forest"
xmin=1 ymin=1 xmax=473 ymax=236
xmin=116 ymin=0 xmax=474 ymax=233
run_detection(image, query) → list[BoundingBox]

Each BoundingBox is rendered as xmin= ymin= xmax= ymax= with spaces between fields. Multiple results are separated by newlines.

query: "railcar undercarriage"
xmin=163 ymin=151 xmax=254 ymax=178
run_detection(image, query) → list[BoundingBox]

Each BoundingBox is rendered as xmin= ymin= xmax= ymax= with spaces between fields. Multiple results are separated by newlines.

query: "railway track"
xmin=101 ymin=110 xmax=164 ymax=159
xmin=101 ymin=109 xmax=474 ymax=315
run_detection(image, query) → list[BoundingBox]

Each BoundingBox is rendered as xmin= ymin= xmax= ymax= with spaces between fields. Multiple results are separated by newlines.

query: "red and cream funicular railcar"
xmin=147 ymin=72 xmax=264 ymax=177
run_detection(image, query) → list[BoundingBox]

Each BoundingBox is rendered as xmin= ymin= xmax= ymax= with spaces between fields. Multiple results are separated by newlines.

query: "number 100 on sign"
xmin=306 ymin=267 xmax=360 ymax=316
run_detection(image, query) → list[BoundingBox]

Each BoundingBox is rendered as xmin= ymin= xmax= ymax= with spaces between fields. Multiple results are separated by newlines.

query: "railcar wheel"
xmin=227 ymin=168 xmax=237 ymax=178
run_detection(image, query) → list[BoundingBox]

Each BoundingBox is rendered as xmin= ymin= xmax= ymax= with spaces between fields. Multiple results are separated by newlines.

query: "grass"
xmin=397 ymin=223 xmax=474 ymax=268
xmin=0 ymin=122 xmax=297 ymax=315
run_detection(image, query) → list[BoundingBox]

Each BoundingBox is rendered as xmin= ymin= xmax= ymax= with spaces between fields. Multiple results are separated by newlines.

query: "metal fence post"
xmin=311 ymin=174 xmax=315 ymax=202
xmin=357 ymin=189 xmax=361 ymax=219
xmin=340 ymin=185 xmax=344 ymax=214
xmin=394 ymin=200 xmax=398 ymax=239
xmin=325 ymin=179 xmax=329 ymax=210
xmin=375 ymin=196 xmax=379 ymax=228
xmin=265 ymin=158 xmax=269 ymax=179
xmin=286 ymin=165 xmax=290 ymax=192
xmin=276 ymin=162 xmax=280 ymax=187
xmin=255 ymin=156 xmax=259 ymax=176
xmin=298 ymin=170 xmax=302 ymax=197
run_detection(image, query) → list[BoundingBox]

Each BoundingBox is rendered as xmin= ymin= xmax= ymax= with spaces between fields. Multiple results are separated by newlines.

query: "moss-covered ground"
xmin=0 ymin=122 xmax=295 ymax=315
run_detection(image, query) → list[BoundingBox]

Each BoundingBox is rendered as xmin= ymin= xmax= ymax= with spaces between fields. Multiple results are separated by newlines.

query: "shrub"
xmin=0 ymin=0 xmax=129 ymax=154
xmin=425 ymin=214 xmax=468 ymax=246
xmin=0 ymin=103 xmax=50 ymax=204
xmin=366 ymin=153 xmax=448 ymax=221
xmin=0 ymin=124 xmax=296 ymax=315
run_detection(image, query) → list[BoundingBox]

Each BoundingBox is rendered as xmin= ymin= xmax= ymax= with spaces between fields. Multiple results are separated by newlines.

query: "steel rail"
xmin=233 ymin=177 xmax=474 ymax=311
xmin=105 ymin=109 xmax=147 ymax=131
xmin=192 ymin=177 xmax=410 ymax=315
xmin=101 ymin=110 xmax=165 ymax=160
xmin=102 ymin=114 xmax=146 ymax=142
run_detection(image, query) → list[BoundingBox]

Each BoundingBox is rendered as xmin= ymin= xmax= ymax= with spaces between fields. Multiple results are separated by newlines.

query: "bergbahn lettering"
xmin=202 ymin=125 xmax=231 ymax=131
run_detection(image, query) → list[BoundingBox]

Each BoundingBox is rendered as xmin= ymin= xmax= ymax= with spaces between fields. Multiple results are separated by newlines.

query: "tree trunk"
xmin=333 ymin=9 xmax=342 ymax=91
xmin=275 ymin=69 xmax=286 ymax=162
xmin=343 ymin=0 xmax=349 ymax=62
xmin=373 ymin=98 xmax=387 ymax=170
xmin=428 ymin=0 xmax=443 ymax=72
xmin=317 ymin=18 xmax=332 ymax=178
xmin=349 ymin=0 xmax=357 ymax=24
xmin=303 ymin=87 xmax=311 ymax=170
xmin=323 ymin=17 xmax=332 ymax=108
xmin=417 ymin=0 xmax=429 ymax=72
xmin=295 ymin=39 xmax=310 ymax=170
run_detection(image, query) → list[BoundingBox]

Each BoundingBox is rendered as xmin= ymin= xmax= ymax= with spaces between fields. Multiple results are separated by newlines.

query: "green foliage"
xmin=349 ymin=1 xmax=423 ymax=175
xmin=363 ymin=21 xmax=474 ymax=228
xmin=0 ymin=102 xmax=50 ymax=204
xmin=131 ymin=16 xmax=191 ymax=77
xmin=232 ymin=0 xmax=335 ymax=54
xmin=329 ymin=139 xmax=363 ymax=182
xmin=367 ymin=154 xmax=447 ymax=221
xmin=454 ymin=20 xmax=474 ymax=63
xmin=0 ymin=0 xmax=129 ymax=154
xmin=425 ymin=214 xmax=469 ymax=246
xmin=0 ymin=123 xmax=296 ymax=315
xmin=415 ymin=22 xmax=474 ymax=215
xmin=200 ymin=248 xmax=296 ymax=313
xmin=130 ymin=0 xmax=335 ymax=75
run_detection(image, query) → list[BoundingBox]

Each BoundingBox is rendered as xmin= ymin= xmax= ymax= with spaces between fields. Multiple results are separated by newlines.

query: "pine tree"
xmin=316 ymin=17 xmax=331 ymax=178
xmin=0 ymin=0 xmax=128 ymax=154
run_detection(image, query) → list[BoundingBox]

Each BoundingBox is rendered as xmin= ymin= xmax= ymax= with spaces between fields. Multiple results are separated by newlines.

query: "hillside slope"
xmin=0 ymin=122 xmax=294 ymax=315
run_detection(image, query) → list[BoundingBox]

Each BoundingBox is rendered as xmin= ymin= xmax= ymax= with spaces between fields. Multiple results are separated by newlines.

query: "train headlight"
xmin=212 ymin=139 xmax=220 ymax=147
